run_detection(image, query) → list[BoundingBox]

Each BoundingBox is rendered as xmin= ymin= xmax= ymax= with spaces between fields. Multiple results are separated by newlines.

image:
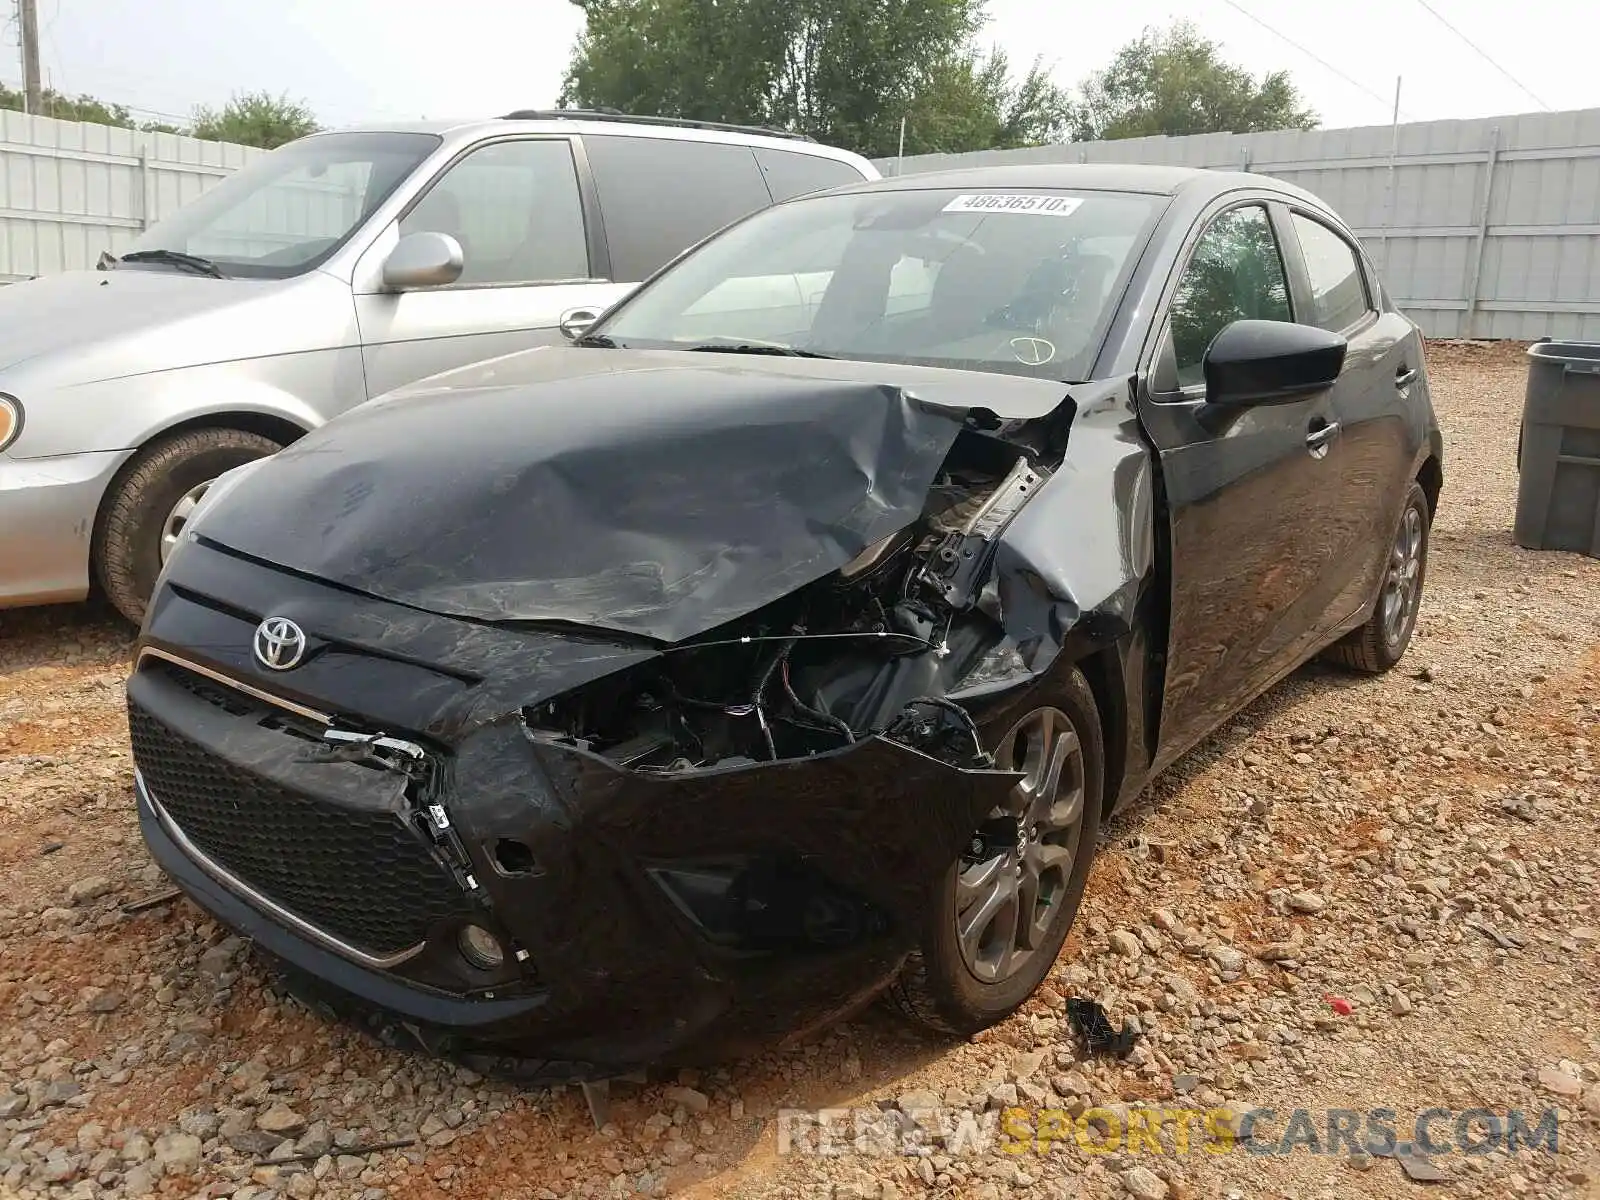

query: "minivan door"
xmin=354 ymin=137 xmax=630 ymax=398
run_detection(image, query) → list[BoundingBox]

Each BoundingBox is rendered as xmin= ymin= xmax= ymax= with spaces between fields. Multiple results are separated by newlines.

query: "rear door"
xmin=1138 ymin=198 xmax=1350 ymax=765
xmin=581 ymin=134 xmax=777 ymax=287
xmin=1277 ymin=206 xmax=1421 ymax=625
xmin=354 ymin=136 xmax=630 ymax=397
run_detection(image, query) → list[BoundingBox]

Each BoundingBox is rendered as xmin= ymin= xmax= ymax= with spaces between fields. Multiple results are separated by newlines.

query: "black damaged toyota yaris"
xmin=129 ymin=163 xmax=1443 ymax=1080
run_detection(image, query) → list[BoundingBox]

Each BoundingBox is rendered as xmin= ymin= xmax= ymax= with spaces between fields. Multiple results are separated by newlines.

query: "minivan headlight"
xmin=0 ymin=395 xmax=21 ymax=453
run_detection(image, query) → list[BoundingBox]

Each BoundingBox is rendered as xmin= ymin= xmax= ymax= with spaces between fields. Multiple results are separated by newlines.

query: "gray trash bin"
xmin=1514 ymin=340 xmax=1600 ymax=557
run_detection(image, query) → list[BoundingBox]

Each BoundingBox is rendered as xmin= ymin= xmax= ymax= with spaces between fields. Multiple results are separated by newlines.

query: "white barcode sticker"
xmin=941 ymin=193 xmax=1084 ymax=217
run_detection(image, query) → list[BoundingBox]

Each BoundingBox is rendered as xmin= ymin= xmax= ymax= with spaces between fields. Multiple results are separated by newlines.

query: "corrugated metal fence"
xmin=876 ymin=107 xmax=1600 ymax=341
xmin=0 ymin=110 xmax=265 ymax=283
xmin=5 ymin=106 xmax=1600 ymax=339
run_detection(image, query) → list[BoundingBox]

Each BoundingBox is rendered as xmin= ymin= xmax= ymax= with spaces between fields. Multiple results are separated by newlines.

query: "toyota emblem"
xmin=253 ymin=616 xmax=307 ymax=671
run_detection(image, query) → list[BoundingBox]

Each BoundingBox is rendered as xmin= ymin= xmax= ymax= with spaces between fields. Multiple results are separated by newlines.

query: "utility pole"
xmin=19 ymin=0 xmax=42 ymax=115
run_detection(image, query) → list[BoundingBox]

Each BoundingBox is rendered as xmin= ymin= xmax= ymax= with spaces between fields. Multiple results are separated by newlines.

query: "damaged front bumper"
xmin=128 ymin=642 xmax=1018 ymax=1078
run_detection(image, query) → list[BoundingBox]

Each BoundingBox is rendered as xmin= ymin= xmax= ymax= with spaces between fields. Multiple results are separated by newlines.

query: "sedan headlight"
xmin=0 ymin=395 xmax=21 ymax=453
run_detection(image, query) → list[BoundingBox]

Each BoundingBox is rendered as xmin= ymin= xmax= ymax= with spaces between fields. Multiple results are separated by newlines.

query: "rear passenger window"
xmin=585 ymin=136 xmax=772 ymax=281
xmin=1169 ymin=204 xmax=1292 ymax=387
xmin=754 ymin=148 xmax=867 ymax=201
xmin=1290 ymin=213 xmax=1370 ymax=331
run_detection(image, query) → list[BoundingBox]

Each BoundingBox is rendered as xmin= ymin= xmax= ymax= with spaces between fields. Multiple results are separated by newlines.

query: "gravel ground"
xmin=0 ymin=340 xmax=1597 ymax=1200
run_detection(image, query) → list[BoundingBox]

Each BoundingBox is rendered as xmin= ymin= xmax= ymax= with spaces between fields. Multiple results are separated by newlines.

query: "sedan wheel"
xmin=1381 ymin=502 xmax=1424 ymax=650
xmin=884 ymin=667 xmax=1104 ymax=1037
xmin=1322 ymin=478 xmax=1431 ymax=675
xmin=956 ymin=707 xmax=1086 ymax=984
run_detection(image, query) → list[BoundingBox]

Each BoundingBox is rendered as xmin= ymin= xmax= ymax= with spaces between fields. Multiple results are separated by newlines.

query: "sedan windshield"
xmin=594 ymin=187 xmax=1166 ymax=380
xmin=121 ymin=131 xmax=441 ymax=280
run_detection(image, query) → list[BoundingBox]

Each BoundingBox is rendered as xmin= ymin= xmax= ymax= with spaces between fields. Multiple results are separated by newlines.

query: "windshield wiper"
xmin=116 ymin=249 xmax=225 ymax=279
xmin=685 ymin=339 xmax=833 ymax=359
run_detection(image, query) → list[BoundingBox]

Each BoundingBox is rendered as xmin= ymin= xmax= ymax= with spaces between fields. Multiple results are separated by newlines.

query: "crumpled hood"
xmin=191 ymin=352 xmax=1070 ymax=643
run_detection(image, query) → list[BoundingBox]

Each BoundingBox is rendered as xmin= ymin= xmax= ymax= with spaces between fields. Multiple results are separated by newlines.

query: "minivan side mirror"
xmin=382 ymin=231 xmax=464 ymax=291
xmin=1203 ymin=319 xmax=1347 ymax=407
xmin=559 ymin=307 xmax=601 ymax=340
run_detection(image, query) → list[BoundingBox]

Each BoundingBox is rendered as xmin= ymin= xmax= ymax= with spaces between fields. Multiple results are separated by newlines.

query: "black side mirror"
xmin=1203 ymin=319 xmax=1347 ymax=407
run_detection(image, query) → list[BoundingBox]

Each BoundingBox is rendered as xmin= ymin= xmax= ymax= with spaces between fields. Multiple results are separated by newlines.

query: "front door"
xmin=1138 ymin=200 xmax=1350 ymax=765
xmin=355 ymin=137 xmax=631 ymax=398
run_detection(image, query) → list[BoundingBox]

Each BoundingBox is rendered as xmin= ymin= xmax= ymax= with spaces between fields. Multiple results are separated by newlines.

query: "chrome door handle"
xmin=1395 ymin=366 xmax=1418 ymax=388
xmin=1306 ymin=421 xmax=1341 ymax=459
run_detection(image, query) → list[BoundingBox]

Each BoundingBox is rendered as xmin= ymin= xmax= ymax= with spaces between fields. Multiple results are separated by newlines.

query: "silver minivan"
xmin=0 ymin=111 xmax=878 ymax=624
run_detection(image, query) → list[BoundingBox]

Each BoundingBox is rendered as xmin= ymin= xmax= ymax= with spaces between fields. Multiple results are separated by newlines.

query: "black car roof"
xmin=840 ymin=162 xmax=1326 ymax=207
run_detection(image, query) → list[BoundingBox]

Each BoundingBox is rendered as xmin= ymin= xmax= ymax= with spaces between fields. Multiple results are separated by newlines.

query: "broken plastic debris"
xmin=1064 ymin=997 xmax=1137 ymax=1058
xmin=1324 ymin=994 xmax=1354 ymax=1016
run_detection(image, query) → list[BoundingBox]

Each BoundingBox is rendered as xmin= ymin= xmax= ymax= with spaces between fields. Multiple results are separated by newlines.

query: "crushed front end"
xmin=127 ymin=363 xmax=1148 ymax=1077
xmin=128 ymin=598 xmax=1019 ymax=1078
xmin=129 ymin=450 xmax=1068 ymax=1077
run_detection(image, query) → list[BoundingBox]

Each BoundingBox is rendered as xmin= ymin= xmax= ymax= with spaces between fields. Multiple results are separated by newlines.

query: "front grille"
xmin=129 ymin=700 xmax=470 ymax=960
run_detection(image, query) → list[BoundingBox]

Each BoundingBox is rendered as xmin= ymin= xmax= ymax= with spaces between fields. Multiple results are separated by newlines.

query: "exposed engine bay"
xmin=524 ymin=431 xmax=1046 ymax=774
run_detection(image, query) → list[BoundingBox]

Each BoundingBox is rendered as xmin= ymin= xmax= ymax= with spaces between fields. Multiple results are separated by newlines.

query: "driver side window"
xmin=1170 ymin=205 xmax=1292 ymax=388
xmin=399 ymin=139 xmax=589 ymax=287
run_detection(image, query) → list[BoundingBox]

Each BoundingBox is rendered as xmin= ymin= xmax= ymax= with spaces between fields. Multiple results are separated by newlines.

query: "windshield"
xmin=593 ymin=187 xmax=1166 ymax=380
xmin=123 ymin=131 xmax=442 ymax=279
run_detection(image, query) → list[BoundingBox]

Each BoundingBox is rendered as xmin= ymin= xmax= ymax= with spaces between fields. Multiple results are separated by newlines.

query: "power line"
xmin=1407 ymin=0 xmax=1549 ymax=111
xmin=0 ymin=72 xmax=191 ymax=123
xmin=1219 ymin=0 xmax=1415 ymax=121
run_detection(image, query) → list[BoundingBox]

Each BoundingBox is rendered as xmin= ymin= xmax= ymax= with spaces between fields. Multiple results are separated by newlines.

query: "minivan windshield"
xmin=592 ymin=187 xmax=1166 ymax=381
xmin=120 ymin=131 xmax=442 ymax=280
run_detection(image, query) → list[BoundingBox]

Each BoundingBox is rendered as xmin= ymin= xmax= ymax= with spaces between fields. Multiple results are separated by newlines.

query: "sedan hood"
xmin=193 ymin=352 xmax=1070 ymax=643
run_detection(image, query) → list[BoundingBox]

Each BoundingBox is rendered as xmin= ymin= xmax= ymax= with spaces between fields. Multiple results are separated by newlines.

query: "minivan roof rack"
xmin=499 ymin=108 xmax=816 ymax=142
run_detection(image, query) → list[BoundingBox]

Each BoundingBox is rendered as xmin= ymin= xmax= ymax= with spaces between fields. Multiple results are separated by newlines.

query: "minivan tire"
xmin=95 ymin=428 xmax=283 ymax=627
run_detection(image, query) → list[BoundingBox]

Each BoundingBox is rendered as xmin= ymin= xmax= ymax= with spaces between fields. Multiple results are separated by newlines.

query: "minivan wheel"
xmin=95 ymin=428 xmax=283 ymax=626
xmin=884 ymin=667 xmax=1104 ymax=1037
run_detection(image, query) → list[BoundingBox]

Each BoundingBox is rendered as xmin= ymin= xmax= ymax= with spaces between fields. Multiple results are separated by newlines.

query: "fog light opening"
xmin=457 ymin=924 xmax=505 ymax=971
xmin=493 ymin=838 xmax=538 ymax=875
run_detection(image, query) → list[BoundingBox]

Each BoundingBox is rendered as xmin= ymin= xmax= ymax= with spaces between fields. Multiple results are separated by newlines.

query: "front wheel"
xmin=884 ymin=667 xmax=1104 ymax=1037
xmin=94 ymin=428 xmax=284 ymax=626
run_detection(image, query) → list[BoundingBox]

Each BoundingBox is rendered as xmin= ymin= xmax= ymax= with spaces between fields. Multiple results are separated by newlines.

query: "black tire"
xmin=884 ymin=667 xmax=1104 ymax=1037
xmin=94 ymin=428 xmax=283 ymax=626
xmin=1322 ymin=479 xmax=1431 ymax=675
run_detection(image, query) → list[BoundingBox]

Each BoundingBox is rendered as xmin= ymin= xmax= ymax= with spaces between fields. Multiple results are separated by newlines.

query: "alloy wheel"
xmin=1381 ymin=503 xmax=1424 ymax=647
xmin=159 ymin=479 xmax=213 ymax=564
xmin=955 ymin=706 xmax=1087 ymax=984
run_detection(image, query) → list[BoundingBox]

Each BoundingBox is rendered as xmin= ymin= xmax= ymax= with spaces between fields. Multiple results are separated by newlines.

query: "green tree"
xmin=561 ymin=0 xmax=1072 ymax=157
xmin=910 ymin=48 xmax=1072 ymax=153
xmin=1067 ymin=21 xmax=1317 ymax=142
xmin=0 ymin=82 xmax=137 ymax=127
xmin=190 ymin=91 xmax=320 ymax=149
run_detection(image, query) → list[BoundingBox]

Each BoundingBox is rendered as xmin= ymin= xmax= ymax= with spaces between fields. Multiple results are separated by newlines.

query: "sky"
xmin=3 ymin=0 xmax=1596 ymax=138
